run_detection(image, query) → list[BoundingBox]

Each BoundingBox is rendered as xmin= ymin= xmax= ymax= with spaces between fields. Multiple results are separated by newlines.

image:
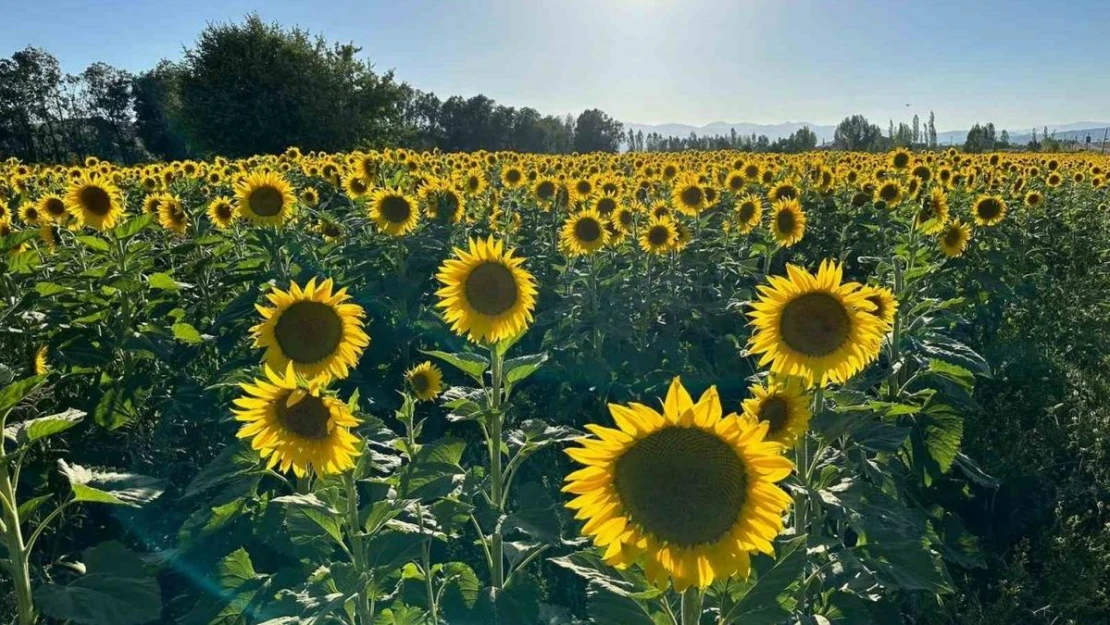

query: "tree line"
xmin=0 ymin=15 xmax=626 ymax=164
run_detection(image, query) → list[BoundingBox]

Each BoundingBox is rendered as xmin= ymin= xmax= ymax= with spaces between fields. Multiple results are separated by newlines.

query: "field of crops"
xmin=1 ymin=148 xmax=1109 ymax=624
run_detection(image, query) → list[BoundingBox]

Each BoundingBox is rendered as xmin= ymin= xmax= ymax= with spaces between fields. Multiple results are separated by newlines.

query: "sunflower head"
xmin=938 ymin=219 xmax=971 ymax=258
xmin=734 ymin=194 xmax=764 ymax=233
xmin=639 ymin=216 xmax=676 ymax=255
xmin=914 ymin=188 xmax=949 ymax=234
xmin=740 ymin=377 xmax=811 ymax=446
xmin=972 ymin=195 xmax=1006 ymax=227
xmin=369 ymin=188 xmax=420 ymax=236
xmin=235 ymin=170 xmax=296 ymax=225
xmin=208 ymin=197 xmax=236 ymax=229
xmin=435 ymin=237 xmax=538 ymax=344
xmin=748 ymin=260 xmax=887 ymax=387
xmin=405 ymin=361 xmax=444 ymax=401
xmin=234 ymin=364 xmax=361 ymax=477
xmin=770 ymin=199 xmax=806 ymax=248
xmin=65 ymin=173 xmax=125 ymax=231
xmin=561 ymin=209 xmax=610 ymax=256
xmin=251 ymin=277 xmax=370 ymax=381
xmin=37 ymin=194 xmax=68 ymax=223
xmin=563 ymin=377 xmax=793 ymax=591
xmin=672 ymin=175 xmax=707 ymax=216
xmin=859 ymin=284 xmax=898 ymax=327
xmin=158 ymin=194 xmax=189 ymax=235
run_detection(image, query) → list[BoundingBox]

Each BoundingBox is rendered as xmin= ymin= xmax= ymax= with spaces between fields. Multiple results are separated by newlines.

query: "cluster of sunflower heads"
xmin=234 ymin=276 xmax=371 ymax=477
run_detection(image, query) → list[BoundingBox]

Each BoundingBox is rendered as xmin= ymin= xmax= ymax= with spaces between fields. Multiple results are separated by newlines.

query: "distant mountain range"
xmin=624 ymin=121 xmax=1110 ymax=147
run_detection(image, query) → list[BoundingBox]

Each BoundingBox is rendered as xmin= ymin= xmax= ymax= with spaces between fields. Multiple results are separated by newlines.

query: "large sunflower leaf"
xmin=34 ymin=541 xmax=161 ymax=625
xmin=58 ymin=460 xmax=165 ymax=507
xmin=4 ymin=408 xmax=84 ymax=445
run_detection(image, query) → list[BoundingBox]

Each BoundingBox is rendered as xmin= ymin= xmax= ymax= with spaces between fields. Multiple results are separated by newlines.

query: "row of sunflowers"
xmin=0 ymin=147 xmax=1107 ymax=624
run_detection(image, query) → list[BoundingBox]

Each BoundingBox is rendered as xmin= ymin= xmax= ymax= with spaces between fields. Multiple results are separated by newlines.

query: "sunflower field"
xmin=1 ymin=147 xmax=1108 ymax=625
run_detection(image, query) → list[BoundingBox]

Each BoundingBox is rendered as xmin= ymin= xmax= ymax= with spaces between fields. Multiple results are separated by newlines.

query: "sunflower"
xmin=938 ymin=219 xmax=971 ymax=258
xmin=234 ymin=364 xmax=360 ymax=477
xmin=734 ymin=194 xmax=763 ymax=234
xmin=874 ymin=180 xmax=903 ymax=207
xmin=500 ymin=166 xmax=525 ymax=189
xmin=769 ymin=198 xmax=806 ymax=248
xmin=640 ymin=216 xmax=676 ymax=254
xmin=405 ymin=361 xmax=444 ymax=401
xmin=563 ymin=377 xmax=792 ymax=591
xmin=748 ymin=260 xmax=886 ymax=387
xmin=1024 ymin=190 xmax=1043 ymax=208
xmin=672 ymin=174 xmax=707 ymax=216
xmin=317 ymin=217 xmax=343 ymax=242
xmin=459 ymin=170 xmax=488 ymax=196
xmin=33 ymin=345 xmax=49 ymax=376
xmin=235 ymin=170 xmax=296 ymax=225
xmin=858 ymin=284 xmax=898 ymax=328
xmin=65 ymin=173 xmax=125 ymax=230
xmin=435 ymin=236 xmax=538 ymax=344
xmin=611 ymin=206 xmax=635 ymax=234
xmin=422 ymin=180 xmax=465 ymax=223
xmin=914 ymin=188 xmax=949 ymax=234
xmin=345 ymin=173 xmax=371 ymax=199
xmin=561 ymin=209 xmax=610 ymax=256
xmin=589 ymin=192 xmax=620 ymax=218
xmin=768 ymin=181 xmax=799 ymax=202
xmin=972 ymin=194 xmax=1006 ymax=227
xmin=251 ymin=277 xmax=370 ymax=381
xmin=18 ymin=202 xmax=41 ymax=225
xmin=301 ymin=187 xmax=319 ymax=207
xmin=368 ymin=188 xmax=420 ymax=236
xmin=142 ymin=194 xmax=163 ymax=215
xmin=37 ymin=194 xmax=68 ymax=223
xmin=158 ymin=194 xmax=189 ymax=235
xmin=889 ymin=149 xmax=912 ymax=170
xmin=532 ymin=178 xmax=558 ymax=204
xmin=208 ymin=197 xmax=236 ymax=229
xmin=740 ymin=377 xmax=811 ymax=446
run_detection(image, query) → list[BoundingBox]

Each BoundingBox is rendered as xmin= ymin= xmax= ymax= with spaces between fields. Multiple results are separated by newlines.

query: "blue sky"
xmin=2 ymin=0 xmax=1108 ymax=131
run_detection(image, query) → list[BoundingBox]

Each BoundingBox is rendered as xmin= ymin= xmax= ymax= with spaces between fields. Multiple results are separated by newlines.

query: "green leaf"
xmin=147 ymin=272 xmax=178 ymax=291
xmin=0 ymin=374 xmax=46 ymax=415
xmin=373 ymin=604 xmax=426 ymax=625
xmin=274 ymin=493 xmax=345 ymax=545
xmin=34 ymin=541 xmax=162 ymax=625
xmin=59 ymin=460 xmax=165 ymax=507
xmin=728 ymin=535 xmax=807 ymax=624
xmin=77 ymin=235 xmax=111 ymax=252
xmin=184 ymin=445 xmax=261 ymax=498
xmin=94 ymin=387 xmax=136 ymax=430
xmin=218 ymin=548 xmax=261 ymax=588
xmin=113 ymin=214 xmax=154 ymax=240
xmin=549 ymin=551 xmax=660 ymax=601
xmin=18 ymin=494 xmax=55 ymax=519
xmin=397 ymin=437 xmax=466 ymax=499
xmin=422 ymin=350 xmax=488 ymax=380
xmin=503 ymin=482 xmax=561 ymax=545
xmin=172 ymin=322 xmax=205 ymax=344
xmin=920 ymin=404 xmax=964 ymax=474
xmin=503 ymin=353 xmax=548 ymax=385
xmin=35 ymin=282 xmax=68 ymax=297
xmin=587 ymin=589 xmax=656 ymax=625
xmin=4 ymin=408 xmax=84 ymax=445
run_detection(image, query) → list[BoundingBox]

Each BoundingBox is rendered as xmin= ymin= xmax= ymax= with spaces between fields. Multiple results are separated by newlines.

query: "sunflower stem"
xmin=487 ymin=344 xmax=506 ymax=589
xmin=343 ymin=473 xmax=374 ymax=625
xmin=680 ymin=586 xmax=704 ymax=625
xmin=0 ymin=456 xmax=35 ymax=625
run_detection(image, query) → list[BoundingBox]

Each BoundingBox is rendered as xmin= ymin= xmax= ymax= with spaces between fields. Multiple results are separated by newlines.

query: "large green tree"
xmin=178 ymin=15 xmax=407 ymax=157
xmin=573 ymin=108 xmax=623 ymax=152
